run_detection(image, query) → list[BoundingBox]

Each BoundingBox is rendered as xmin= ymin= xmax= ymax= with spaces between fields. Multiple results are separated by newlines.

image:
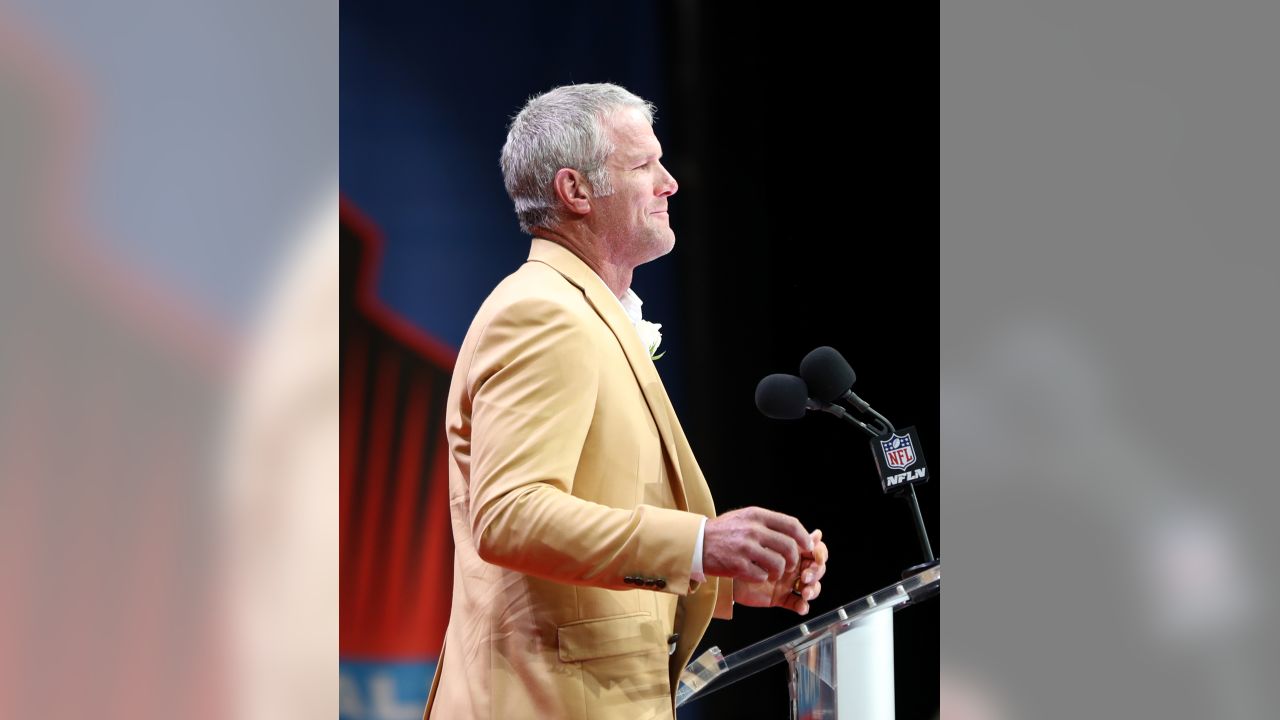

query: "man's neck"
xmin=535 ymin=226 xmax=632 ymax=299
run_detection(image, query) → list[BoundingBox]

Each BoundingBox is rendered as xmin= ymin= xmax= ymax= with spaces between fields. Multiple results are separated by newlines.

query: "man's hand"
xmin=732 ymin=529 xmax=828 ymax=614
xmin=703 ymin=506 xmax=814 ymax=582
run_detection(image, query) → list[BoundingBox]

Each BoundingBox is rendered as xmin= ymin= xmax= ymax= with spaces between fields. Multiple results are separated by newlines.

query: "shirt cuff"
xmin=690 ymin=516 xmax=707 ymax=582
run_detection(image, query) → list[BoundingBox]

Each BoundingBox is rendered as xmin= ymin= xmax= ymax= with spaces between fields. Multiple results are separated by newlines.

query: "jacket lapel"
xmin=527 ymin=238 xmax=689 ymax=511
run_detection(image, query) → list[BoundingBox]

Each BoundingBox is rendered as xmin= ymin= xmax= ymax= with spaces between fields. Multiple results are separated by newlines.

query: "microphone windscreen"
xmin=755 ymin=373 xmax=812 ymax=420
xmin=800 ymin=346 xmax=856 ymax=402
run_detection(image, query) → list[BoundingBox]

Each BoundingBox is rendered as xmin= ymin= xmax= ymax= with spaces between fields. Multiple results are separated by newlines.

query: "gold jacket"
xmin=424 ymin=239 xmax=732 ymax=720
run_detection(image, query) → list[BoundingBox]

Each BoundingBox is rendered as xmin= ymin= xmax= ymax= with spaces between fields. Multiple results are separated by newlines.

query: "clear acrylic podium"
xmin=676 ymin=564 xmax=939 ymax=719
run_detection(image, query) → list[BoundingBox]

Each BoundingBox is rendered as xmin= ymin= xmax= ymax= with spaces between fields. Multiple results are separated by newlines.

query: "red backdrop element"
xmin=340 ymin=197 xmax=456 ymax=659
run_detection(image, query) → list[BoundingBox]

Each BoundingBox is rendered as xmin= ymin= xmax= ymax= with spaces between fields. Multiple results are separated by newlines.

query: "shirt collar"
xmin=616 ymin=287 xmax=644 ymax=327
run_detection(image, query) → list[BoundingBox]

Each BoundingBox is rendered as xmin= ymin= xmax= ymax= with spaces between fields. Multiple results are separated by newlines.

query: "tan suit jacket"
xmin=423 ymin=239 xmax=732 ymax=720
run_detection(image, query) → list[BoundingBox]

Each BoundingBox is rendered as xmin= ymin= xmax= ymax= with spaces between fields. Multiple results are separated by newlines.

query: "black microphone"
xmin=754 ymin=373 xmax=813 ymax=420
xmin=798 ymin=345 xmax=855 ymax=403
xmin=799 ymin=347 xmax=937 ymax=574
xmin=754 ymin=373 xmax=881 ymax=435
xmin=800 ymin=346 xmax=893 ymax=434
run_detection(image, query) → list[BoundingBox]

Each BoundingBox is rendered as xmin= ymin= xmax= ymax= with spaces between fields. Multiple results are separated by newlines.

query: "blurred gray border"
xmin=942 ymin=1 xmax=1279 ymax=717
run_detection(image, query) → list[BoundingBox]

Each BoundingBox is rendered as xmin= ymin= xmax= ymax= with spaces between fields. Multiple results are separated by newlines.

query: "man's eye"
xmin=634 ymin=163 xmax=649 ymax=170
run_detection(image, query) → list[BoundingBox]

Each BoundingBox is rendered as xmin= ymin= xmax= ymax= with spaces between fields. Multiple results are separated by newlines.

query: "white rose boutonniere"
xmin=635 ymin=319 xmax=664 ymax=360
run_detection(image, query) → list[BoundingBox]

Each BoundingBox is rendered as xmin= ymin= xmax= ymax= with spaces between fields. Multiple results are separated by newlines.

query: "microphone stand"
xmin=820 ymin=403 xmax=938 ymax=579
xmin=897 ymin=484 xmax=937 ymax=578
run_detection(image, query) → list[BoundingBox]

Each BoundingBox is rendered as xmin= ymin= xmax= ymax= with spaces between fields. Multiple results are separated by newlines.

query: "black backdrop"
xmin=655 ymin=5 xmax=939 ymax=718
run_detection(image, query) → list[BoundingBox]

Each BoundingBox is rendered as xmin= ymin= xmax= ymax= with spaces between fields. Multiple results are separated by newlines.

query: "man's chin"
xmin=655 ymin=244 xmax=678 ymax=264
xmin=634 ymin=236 xmax=676 ymax=266
xmin=658 ymin=230 xmax=677 ymax=255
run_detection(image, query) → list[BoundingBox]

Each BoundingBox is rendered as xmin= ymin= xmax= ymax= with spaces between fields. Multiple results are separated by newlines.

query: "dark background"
xmin=342 ymin=2 xmax=938 ymax=717
xmin=659 ymin=6 xmax=938 ymax=719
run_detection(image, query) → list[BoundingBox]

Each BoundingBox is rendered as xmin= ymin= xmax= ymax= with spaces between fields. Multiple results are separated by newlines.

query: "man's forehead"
xmin=605 ymin=110 xmax=661 ymax=160
xmin=618 ymin=141 xmax=661 ymax=163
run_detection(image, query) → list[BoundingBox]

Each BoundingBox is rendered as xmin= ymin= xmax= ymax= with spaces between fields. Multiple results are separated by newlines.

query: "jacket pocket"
xmin=557 ymin=612 xmax=663 ymax=663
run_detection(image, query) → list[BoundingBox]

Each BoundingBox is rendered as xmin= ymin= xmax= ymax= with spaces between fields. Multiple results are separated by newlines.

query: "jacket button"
xmin=655 ymin=578 xmax=667 ymax=589
xmin=624 ymin=576 xmax=637 ymax=585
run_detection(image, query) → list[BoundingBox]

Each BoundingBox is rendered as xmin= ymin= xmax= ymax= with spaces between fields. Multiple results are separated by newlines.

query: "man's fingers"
xmin=811 ymin=534 xmax=829 ymax=565
xmin=798 ymin=559 xmax=825 ymax=585
xmin=754 ymin=508 xmax=813 ymax=552
xmin=744 ymin=544 xmax=786 ymax=581
xmin=801 ymin=542 xmax=828 ymax=581
xmin=784 ymin=594 xmax=810 ymax=615
xmin=742 ymin=560 xmax=769 ymax=583
xmin=705 ymin=509 xmax=823 ymax=585
xmin=756 ymin=527 xmax=802 ymax=572
xmin=802 ymin=580 xmax=822 ymax=601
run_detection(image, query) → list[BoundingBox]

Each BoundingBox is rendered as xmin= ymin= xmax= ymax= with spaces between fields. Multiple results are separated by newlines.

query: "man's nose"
xmin=658 ymin=164 xmax=678 ymax=197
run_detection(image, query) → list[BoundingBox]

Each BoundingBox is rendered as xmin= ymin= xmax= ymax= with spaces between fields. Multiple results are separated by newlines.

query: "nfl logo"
xmin=881 ymin=433 xmax=917 ymax=470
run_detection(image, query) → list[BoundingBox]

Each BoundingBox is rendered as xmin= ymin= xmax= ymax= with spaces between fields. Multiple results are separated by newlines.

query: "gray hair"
xmin=500 ymin=83 xmax=656 ymax=234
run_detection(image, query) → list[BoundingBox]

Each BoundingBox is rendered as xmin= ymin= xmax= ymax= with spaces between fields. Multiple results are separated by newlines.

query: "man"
xmin=424 ymin=83 xmax=829 ymax=720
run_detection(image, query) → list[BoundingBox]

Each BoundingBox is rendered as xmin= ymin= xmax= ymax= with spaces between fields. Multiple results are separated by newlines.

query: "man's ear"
xmin=552 ymin=168 xmax=592 ymax=216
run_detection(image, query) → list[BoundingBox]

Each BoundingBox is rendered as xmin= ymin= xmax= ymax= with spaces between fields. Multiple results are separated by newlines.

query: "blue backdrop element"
xmin=340 ymin=660 xmax=436 ymax=720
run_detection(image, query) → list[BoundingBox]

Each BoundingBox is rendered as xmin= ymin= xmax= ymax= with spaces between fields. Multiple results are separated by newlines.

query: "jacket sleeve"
xmin=464 ymin=296 xmax=705 ymax=595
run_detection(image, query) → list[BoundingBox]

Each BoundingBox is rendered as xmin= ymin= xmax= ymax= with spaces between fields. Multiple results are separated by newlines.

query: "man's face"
xmin=591 ymin=107 xmax=679 ymax=266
